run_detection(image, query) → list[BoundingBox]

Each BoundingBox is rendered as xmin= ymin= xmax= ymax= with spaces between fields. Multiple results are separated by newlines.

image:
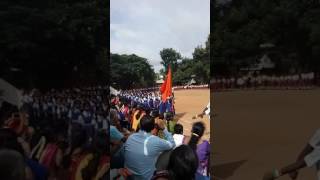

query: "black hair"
xmin=165 ymin=112 xmax=173 ymax=121
xmin=167 ymin=145 xmax=198 ymax=180
xmin=188 ymin=121 xmax=205 ymax=151
xmin=173 ymin=124 xmax=183 ymax=135
xmin=139 ymin=115 xmax=155 ymax=133
xmin=144 ymin=108 xmax=151 ymax=116
xmin=159 ymin=114 xmax=164 ymax=120
xmin=150 ymin=110 xmax=159 ymax=118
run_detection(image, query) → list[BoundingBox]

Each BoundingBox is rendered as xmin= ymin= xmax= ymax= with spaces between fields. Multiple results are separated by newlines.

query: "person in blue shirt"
xmin=124 ymin=115 xmax=175 ymax=180
xmin=148 ymin=98 xmax=154 ymax=109
xmin=165 ymin=99 xmax=171 ymax=113
xmin=110 ymin=125 xmax=126 ymax=169
xmin=143 ymin=98 xmax=149 ymax=108
xmin=159 ymin=101 xmax=166 ymax=115
xmin=154 ymin=98 xmax=160 ymax=109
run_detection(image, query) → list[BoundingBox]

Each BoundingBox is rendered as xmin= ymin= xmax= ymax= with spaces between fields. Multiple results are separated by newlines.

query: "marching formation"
xmin=211 ymin=72 xmax=318 ymax=90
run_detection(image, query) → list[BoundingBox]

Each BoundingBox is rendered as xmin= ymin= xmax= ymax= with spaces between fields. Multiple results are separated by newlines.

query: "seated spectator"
xmin=0 ymin=127 xmax=48 ymax=180
xmin=131 ymin=106 xmax=146 ymax=132
xmin=152 ymin=145 xmax=198 ymax=180
xmin=92 ymin=130 xmax=109 ymax=180
xmin=188 ymin=122 xmax=205 ymax=151
xmin=172 ymin=123 xmax=185 ymax=148
xmin=110 ymin=119 xmax=126 ymax=169
xmin=38 ymin=127 xmax=64 ymax=179
xmin=0 ymin=149 xmax=26 ymax=180
xmin=124 ymin=115 xmax=175 ymax=180
xmin=195 ymin=140 xmax=210 ymax=180
xmin=187 ymin=122 xmax=211 ymax=179
xmin=63 ymin=126 xmax=88 ymax=180
xmin=1 ymin=102 xmax=49 ymax=180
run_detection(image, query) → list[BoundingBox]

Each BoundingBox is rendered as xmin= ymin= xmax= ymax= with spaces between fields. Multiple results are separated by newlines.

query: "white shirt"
xmin=304 ymin=129 xmax=320 ymax=180
xmin=237 ymin=78 xmax=244 ymax=85
xmin=173 ymin=134 xmax=184 ymax=148
xmin=205 ymin=102 xmax=210 ymax=115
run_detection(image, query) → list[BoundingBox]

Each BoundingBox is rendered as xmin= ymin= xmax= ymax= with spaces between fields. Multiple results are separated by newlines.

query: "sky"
xmin=110 ymin=0 xmax=210 ymax=72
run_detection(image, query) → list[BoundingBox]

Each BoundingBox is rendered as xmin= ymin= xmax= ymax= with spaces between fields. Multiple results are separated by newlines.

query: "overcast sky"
xmin=110 ymin=0 xmax=210 ymax=72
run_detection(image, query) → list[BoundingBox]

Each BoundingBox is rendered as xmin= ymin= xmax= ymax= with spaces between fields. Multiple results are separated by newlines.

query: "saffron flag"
xmin=160 ymin=66 xmax=172 ymax=102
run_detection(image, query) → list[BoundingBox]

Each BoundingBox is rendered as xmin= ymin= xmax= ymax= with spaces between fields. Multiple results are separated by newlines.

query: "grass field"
xmin=212 ymin=90 xmax=320 ymax=180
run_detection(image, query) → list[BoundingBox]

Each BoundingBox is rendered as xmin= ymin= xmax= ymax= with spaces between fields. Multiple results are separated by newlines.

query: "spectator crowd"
xmin=0 ymin=85 xmax=211 ymax=180
xmin=0 ymin=86 xmax=108 ymax=180
xmin=109 ymin=88 xmax=211 ymax=180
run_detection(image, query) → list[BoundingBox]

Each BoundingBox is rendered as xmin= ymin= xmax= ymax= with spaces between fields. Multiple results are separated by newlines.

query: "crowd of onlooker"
xmin=211 ymin=72 xmax=319 ymax=90
xmin=0 ymin=84 xmax=211 ymax=180
xmin=0 ymin=86 xmax=108 ymax=180
xmin=110 ymin=89 xmax=211 ymax=180
xmin=22 ymin=87 xmax=108 ymax=133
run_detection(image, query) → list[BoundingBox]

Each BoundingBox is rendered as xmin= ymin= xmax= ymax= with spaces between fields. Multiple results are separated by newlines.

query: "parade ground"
xmin=212 ymin=89 xmax=320 ymax=180
xmin=174 ymin=89 xmax=210 ymax=141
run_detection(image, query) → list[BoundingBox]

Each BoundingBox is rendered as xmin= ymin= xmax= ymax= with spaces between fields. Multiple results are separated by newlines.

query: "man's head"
xmin=150 ymin=109 xmax=159 ymax=118
xmin=139 ymin=115 xmax=155 ymax=133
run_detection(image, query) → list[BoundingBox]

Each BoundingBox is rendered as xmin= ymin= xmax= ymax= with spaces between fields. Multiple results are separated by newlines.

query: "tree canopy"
xmin=110 ymin=53 xmax=156 ymax=90
xmin=0 ymin=0 xmax=108 ymax=89
xmin=160 ymin=35 xmax=210 ymax=85
xmin=212 ymin=0 xmax=320 ymax=76
xmin=160 ymin=48 xmax=181 ymax=73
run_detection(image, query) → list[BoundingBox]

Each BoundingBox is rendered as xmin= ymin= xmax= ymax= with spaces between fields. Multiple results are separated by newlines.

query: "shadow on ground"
xmin=175 ymin=112 xmax=187 ymax=120
xmin=212 ymin=160 xmax=247 ymax=179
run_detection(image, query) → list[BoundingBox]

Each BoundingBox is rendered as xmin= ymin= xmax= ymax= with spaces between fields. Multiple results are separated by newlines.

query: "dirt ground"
xmin=174 ymin=89 xmax=210 ymax=141
xmin=212 ymin=89 xmax=320 ymax=180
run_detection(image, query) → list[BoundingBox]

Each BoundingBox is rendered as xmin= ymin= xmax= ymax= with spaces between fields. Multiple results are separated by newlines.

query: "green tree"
xmin=160 ymin=35 xmax=210 ymax=85
xmin=160 ymin=48 xmax=181 ymax=73
xmin=110 ymin=53 xmax=156 ymax=89
xmin=0 ymin=0 xmax=108 ymax=89
xmin=212 ymin=0 xmax=320 ymax=75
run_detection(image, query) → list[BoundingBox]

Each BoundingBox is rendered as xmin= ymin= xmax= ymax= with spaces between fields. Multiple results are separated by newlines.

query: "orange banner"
xmin=160 ymin=66 xmax=172 ymax=102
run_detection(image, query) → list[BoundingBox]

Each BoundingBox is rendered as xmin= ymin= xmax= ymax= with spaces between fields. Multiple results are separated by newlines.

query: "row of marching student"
xmin=110 ymin=67 xmax=211 ymax=180
xmin=0 ymin=86 xmax=108 ymax=180
xmin=211 ymin=72 xmax=319 ymax=90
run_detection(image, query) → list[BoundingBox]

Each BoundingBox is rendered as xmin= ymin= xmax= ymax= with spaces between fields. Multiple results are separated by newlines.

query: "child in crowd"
xmin=173 ymin=124 xmax=185 ymax=148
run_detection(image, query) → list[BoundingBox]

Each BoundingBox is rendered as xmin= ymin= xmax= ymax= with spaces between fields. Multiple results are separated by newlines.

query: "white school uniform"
xmin=305 ymin=128 xmax=320 ymax=180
